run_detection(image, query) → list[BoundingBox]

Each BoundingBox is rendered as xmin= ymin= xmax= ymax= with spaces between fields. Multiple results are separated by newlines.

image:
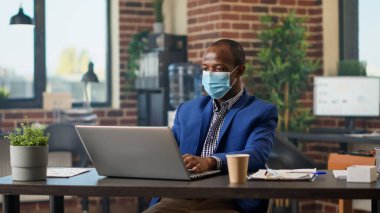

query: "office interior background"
xmin=0 ymin=0 xmax=379 ymax=212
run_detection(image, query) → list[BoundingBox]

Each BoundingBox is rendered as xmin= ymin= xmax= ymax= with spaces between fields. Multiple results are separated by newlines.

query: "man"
xmin=145 ymin=39 xmax=278 ymax=213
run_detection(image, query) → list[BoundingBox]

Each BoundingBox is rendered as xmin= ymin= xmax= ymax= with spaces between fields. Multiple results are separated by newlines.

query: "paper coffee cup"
xmin=226 ymin=154 xmax=249 ymax=183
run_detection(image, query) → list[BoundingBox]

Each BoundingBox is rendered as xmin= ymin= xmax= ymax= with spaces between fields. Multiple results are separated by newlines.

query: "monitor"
xmin=314 ymin=76 xmax=380 ymax=132
xmin=314 ymin=76 xmax=380 ymax=117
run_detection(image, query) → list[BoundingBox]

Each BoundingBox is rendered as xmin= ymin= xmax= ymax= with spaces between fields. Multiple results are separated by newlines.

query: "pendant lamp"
xmin=10 ymin=6 xmax=34 ymax=25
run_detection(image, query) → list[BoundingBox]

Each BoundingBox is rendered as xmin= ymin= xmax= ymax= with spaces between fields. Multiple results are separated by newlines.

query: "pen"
xmin=288 ymin=171 xmax=327 ymax=175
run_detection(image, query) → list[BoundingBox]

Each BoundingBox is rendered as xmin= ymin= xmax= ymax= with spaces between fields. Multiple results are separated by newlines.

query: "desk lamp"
xmin=81 ymin=62 xmax=99 ymax=108
xmin=10 ymin=5 xmax=34 ymax=25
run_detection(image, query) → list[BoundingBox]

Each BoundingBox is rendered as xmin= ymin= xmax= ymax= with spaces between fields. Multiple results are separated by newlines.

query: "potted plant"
xmin=153 ymin=0 xmax=164 ymax=33
xmin=254 ymin=11 xmax=320 ymax=132
xmin=5 ymin=120 xmax=49 ymax=181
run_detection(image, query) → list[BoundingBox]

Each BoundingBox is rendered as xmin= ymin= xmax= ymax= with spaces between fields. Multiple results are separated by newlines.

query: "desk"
xmin=1 ymin=169 xmax=380 ymax=213
xmin=284 ymin=132 xmax=380 ymax=144
xmin=284 ymin=132 xmax=380 ymax=152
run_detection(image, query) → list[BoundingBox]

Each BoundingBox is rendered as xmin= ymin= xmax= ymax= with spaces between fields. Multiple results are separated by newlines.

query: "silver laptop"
xmin=75 ymin=125 xmax=220 ymax=180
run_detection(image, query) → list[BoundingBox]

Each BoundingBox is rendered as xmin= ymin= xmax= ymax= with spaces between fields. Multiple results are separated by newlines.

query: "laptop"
xmin=75 ymin=125 xmax=221 ymax=180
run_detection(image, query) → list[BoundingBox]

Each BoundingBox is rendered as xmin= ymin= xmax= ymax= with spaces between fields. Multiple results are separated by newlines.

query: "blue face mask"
xmin=202 ymin=66 xmax=238 ymax=99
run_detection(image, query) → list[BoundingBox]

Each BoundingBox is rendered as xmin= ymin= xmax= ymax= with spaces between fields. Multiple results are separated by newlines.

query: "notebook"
xmin=75 ymin=125 xmax=220 ymax=180
xmin=248 ymin=168 xmax=318 ymax=181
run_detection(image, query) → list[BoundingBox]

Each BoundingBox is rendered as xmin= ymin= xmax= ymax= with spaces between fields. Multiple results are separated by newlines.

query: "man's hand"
xmin=182 ymin=154 xmax=217 ymax=172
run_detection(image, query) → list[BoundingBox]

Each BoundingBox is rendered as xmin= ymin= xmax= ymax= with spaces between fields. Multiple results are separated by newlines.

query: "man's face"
xmin=202 ymin=45 xmax=236 ymax=73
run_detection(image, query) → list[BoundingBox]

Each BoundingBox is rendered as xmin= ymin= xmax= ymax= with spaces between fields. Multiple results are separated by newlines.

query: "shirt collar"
xmin=212 ymin=89 xmax=244 ymax=112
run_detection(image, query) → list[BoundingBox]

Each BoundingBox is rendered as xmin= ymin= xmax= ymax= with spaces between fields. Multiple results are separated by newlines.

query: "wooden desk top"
xmin=1 ymin=169 xmax=380 ymax=199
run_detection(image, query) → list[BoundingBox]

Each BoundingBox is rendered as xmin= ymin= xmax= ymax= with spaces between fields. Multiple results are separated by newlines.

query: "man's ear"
xmin=238 ymin=65 xmax=246 ymax=76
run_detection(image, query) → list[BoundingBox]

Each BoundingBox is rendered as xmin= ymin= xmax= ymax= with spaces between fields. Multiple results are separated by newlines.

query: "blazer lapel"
xmin=217 ymin=91 xmax=250 ymax=147
xmin=195 ymin=99 xmax=213 ymax=155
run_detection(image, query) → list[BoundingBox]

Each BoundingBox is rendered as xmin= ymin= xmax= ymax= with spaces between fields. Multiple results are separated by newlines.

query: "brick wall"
xmin=187 ymin=0 xmax=323 ymax=65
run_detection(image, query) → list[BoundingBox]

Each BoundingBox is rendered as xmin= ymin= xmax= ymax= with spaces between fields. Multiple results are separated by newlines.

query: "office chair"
xmin=268 ymin=132 xmax=316 ymax=169
xmin=45 ymin=123 xmax=96 ymax=213
xmin=45 ymin=123 xmax=89 ymax=167
xmin=267 ymin=132 xmax=316 ymax=213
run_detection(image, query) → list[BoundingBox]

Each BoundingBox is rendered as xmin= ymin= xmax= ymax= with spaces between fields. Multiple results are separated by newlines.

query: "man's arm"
xmin=212 ymin=105 xmax=278 ymax=173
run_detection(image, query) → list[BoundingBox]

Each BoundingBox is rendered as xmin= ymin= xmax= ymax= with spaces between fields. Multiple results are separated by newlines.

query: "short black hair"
xmin=210 ymin=39 xmax=246 ymax=66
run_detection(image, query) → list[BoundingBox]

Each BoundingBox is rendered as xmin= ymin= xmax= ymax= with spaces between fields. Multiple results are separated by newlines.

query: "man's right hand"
xmin=182 ymin=154 xmax=217 ymax=172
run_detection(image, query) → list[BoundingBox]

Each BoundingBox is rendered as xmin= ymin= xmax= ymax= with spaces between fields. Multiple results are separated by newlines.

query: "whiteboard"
xmin=314 ymin=76 xmax=380 ymax=116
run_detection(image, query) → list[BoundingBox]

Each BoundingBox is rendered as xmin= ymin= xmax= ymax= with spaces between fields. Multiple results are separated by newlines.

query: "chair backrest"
xmin=268 ymin=132 xmax=316 ymax=169
xmin=45 ymin=123 xmax=89 ymax=167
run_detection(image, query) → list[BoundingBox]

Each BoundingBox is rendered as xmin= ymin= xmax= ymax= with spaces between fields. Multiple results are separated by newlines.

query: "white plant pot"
xmin=153 ymin=22 xmax=164 ymax=34
xmin=10 ymin=145 xmax=48 ymax=181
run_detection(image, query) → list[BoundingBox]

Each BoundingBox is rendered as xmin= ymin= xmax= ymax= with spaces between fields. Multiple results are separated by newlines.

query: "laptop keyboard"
xmin=188 ymin=170 xmax=221 ymax=180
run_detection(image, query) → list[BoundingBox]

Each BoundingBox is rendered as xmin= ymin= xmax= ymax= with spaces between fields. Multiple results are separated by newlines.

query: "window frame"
xmin=0 ymin=0 xmax=112 ymax=109
xmin=339 ymin=0 xmax=359 ymax=60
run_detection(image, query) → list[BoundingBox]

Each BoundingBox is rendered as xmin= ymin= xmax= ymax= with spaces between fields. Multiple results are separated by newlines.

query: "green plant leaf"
xmin=4 ymin=120 xmax=49 ymax=146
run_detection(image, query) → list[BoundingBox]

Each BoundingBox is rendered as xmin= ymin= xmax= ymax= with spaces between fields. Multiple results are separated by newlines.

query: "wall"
xmin=322 ymin=0 xmax=339 ymax=76
xmin=187 ymin=0 xmax=323 ymax=66
xmin=163 ymin=0 xmax=188 ymax=35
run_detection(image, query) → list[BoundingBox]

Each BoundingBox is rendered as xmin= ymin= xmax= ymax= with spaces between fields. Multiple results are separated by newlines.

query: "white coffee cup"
xmin=226 ymin=154 xmax=250 ymax=183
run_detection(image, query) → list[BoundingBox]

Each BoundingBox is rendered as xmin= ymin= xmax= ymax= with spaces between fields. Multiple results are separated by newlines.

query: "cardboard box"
xmin=327 ymin=153 xmax=375 ymax=170
xmin=43 ymin=92 xmax=72 ymax=110
xmin=347 ymin=165 xmax=377 ymax=183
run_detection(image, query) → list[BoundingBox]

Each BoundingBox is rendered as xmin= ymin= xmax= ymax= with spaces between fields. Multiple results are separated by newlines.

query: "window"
xmin=359 ymin=1 xmax=380 ymax=77
xmin=0 ymin=0 xmax=111 ymax=108
xmin=0 ymin=2 xmax=34 ymax=99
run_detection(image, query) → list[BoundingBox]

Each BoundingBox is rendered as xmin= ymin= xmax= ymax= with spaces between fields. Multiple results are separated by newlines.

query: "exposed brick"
xmin=4 ymin=112 xmax=23 ymax=119
xmin=279 ymin=0 xmax=295 ymax=5
xmin=125 ymin=2 xmax=143 ymax=7
xmin=367 ymin=121 xmax=380 ymax=129
xmin=322 ymin=119 xmax=338 ymax=127
xmin=24 ymin=112 xmax=45 ymax=119
xmin=309 ymin=25 xmax=323 ymax=33
xmin=220 ymin=32 xmax=240 ymax=39
xmin=214 ymin=22 xmax=228 ymax=29
xmin=309 ymin=8 xmax=322 ymax=15
xmin=241 ymin=14 xmax=259 ymax=21
xmin=121 ymin=103 xmax=137 ymax=108
xmin=252 ymin=6 xmax=268 ymax=13
xmin=120 ymin=118 xmax=138 ymax=125
xmin=188 ymin=1 xmax=198 ymax=8
xmin=271 ymin=7 xmax=288 ymax=13
xmin=296 ymin=8 xmax=307 ymax=15
xmin=298 ymin=0 xmax=321 ymax=6
xmin=221 ymin=13 xmax=240 ymax=20
xmin=241 ymin=0 xmax=259 ymax=3
xmin=126 ymin=110 xmax=137 ymax=116
xmin=107 ymin=110 xmax=124 ymax=117
xmin=232 ymin=5 xmax=250 ymax=12
xmin=232 ymin=23 xmax=250 ymax=30
xmin=241 ymin=32 xmax=257 ymax=39
xmin=219 ymin=4 xmax=232 ymax=11
xmin=99 ymin=119 xmax=118 ymax=126
xmin=93 ymin=111 xmax=105 ymax=117
xmin=261 ymin=0 xmax=277 ymax=4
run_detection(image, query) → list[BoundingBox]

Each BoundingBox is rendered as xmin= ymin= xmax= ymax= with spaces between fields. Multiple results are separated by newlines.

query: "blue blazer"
xmin=150 ymin=90 xmax=278 ymax=213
